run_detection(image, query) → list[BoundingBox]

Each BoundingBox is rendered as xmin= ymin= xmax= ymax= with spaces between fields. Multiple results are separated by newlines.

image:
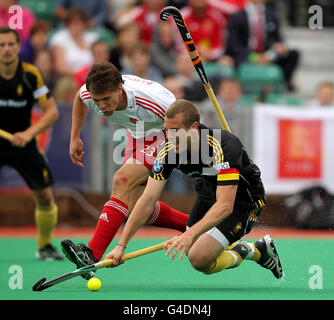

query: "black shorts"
xmin=188 ymin=178 xmax=265 ymax=247
xmin=0 ymin=142 xmax=55 ymax=190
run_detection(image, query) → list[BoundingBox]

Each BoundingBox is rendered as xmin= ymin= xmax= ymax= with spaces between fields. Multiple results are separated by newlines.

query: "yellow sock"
xmin=249 ymin=243 xmax=261 ymax=262
xmin=226 ymin=241 xmax=262 ymax=262
xmin=203 ymin=250 xmax=243 ymax=275
xmin=35 ymin=202 xmax=58 ymax=249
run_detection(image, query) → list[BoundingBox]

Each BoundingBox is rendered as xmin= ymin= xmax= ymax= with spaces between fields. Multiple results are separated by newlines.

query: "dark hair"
xmin=91 ymin=40 xmax=109 ymax=50
xmin=64 ymin=7 xmax=88 ymax=26
xmin=86 ymin=61 xmax=124 ymax=94
xmin=30 ymin=20 xmax=50 ymax=37
xmin=166 ymin=99 xmax=200 ymax=127
xmin=0 ymin=26 xmax=20 ymax=43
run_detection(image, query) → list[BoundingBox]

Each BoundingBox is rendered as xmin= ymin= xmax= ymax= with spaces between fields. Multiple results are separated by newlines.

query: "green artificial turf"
xmin=1 ymin=237 xmax=333 ymax=301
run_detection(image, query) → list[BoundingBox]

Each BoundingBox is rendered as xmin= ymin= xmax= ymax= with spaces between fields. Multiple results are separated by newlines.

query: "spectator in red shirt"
xmin=208 ymin=0 xmax=247 ymax=21
xmin=124 ymin=0 xmax=166 ymax=46
xmin=178 ymin=0 xmax=227 ymax=62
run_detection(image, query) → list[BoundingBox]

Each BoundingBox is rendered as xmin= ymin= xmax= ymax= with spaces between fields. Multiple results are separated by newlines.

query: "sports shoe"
xmin=36 ymin=244 xmax=64 ymax=261
xmin=254 ymin=235 xmax=283 ymax=279
xmin=61 ymin=239 xmax=96 ymax=280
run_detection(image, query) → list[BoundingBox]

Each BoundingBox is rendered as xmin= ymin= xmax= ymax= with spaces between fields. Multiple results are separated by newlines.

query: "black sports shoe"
xmin=61 ymin=239 xmax=96 ymax=280
xmin=254 ymin=235 xmax=283 ymax=279
xmin=36 ymin=244 xmax=64 ymax=261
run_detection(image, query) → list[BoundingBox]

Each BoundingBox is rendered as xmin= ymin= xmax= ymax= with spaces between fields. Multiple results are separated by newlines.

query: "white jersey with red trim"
xmin=79 ymin=75 xmax=175 ymax=138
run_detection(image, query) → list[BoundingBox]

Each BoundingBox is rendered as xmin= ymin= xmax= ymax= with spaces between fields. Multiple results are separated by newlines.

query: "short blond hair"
xmin=166 ymin=99 xmax=200 ymax=128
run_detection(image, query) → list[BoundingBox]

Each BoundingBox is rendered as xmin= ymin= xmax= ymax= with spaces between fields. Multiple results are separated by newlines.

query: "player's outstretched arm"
xmin=105 ymin=176 xmax=167 ymax=266
xmin=70 ymin=91 xmax=89 ymax=168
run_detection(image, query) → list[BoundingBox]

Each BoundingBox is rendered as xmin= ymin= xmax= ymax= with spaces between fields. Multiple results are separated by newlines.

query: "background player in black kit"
xmin=0 ymin=26 xmax=63 ymax=260
xmin=106 ymin=99 xmax=283 ymax=279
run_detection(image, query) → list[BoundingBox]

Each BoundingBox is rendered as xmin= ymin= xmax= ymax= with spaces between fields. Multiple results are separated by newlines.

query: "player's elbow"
xmin=217 ymin=201 xmax=234 ymax=216
xmin=44 ymin=98 xmax=59 ymax=123
xmin=52 ymin=107 xmax=59 ymax=122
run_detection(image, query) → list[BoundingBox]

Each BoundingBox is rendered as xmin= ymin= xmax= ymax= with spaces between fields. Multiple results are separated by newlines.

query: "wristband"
xmin=117 ymin=243 xmax=127 ymax=249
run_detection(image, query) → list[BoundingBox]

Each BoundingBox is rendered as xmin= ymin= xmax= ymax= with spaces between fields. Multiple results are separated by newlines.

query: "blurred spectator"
xmin=0 ymin=0 xmax=35 ymax=43
xmin=55 ymin=0 xmax=108 ymax=28
xmin=50 ymin=7 xmax=98 ymax=77
xmin=199 ymin=77 xmax=244 ymax=130
xmin=75 ymin=40 xmax=111 ymax=88
xmin=173 ymin=51 xmax=200 ymax=98
xmin=163 ymin=76 xmax=186 ymax=100
xmin=174 ymin=51 xmax=197 ymax=88
xmin=173 ymin=51 xmax=218 ymax=101
xmin=118 ymin=0 xmax=166 ymax=46
xmin=109 ymin=22 xmax=140 ymax=72
xmin=34 ymin=50 xmax=59 ymax=95
xmin=107 ymin=0 xmax=137 ymax=30
xmin=150 ymin=21 xmax=178 ymax=78
xmin=19 ymin=20 xmax=50 ymax=64
xmin=178 ymin=0 xmax=227 ymax=62
xmin=217 ymin=54 xmax=235 ymax=68
xmin=309 ymin=81 xmax=334 ymax=107
xmin=53 ymin=76 xmax=78 ymax=104
xmin=225 ymin=0 xmax=300 ymax=91
xmin=208 ymin=0 xmax=247 ymax=21
xmin=122 ymin=43 xmax=163 ymax=84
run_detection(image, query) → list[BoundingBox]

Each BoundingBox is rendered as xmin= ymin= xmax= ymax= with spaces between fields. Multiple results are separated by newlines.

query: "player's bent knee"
xmin=112 ymin=171 xmax=132 ymax=193
xmin=188 ymin=253 xmax=213 ymax=272
xmin=32 ymin=188 xmax=54 ymax=207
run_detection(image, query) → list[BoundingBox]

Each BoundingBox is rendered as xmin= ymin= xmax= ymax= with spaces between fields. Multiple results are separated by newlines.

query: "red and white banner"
xmin=253 ymin=105 xmax=334 ymax=194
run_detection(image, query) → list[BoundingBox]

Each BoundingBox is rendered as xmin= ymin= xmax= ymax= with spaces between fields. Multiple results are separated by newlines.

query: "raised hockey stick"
xmin=160 ymin=6 xmax=231 ymax=132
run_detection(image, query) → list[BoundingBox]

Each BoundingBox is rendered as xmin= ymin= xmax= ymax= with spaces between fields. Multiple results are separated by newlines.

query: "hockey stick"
xmin=32 ymin=242 xmax=165 ymax=291
xmin=0 ymin=128 xmax=13 ymax=141
xmin=160 ymin=6 xmax=231 ymax=132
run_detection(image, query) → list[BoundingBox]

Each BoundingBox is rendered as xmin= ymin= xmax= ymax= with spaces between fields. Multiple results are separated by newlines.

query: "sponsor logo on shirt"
xmin=213 ymin=161 xmax=230 ymax=170
xmin=0 ymin=99 xmax=27 ymax=108
xmin=17 ymin=84 xmax=23 ymax=97
xmin=153 ymin=160 xmax=164 ymax=174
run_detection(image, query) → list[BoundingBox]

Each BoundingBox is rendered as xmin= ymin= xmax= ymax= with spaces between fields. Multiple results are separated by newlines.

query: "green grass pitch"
xmin=1 ymin=237 xmax=333 ymax=300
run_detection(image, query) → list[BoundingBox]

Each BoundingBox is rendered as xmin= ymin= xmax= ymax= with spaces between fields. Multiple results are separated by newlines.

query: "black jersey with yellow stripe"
xmin=0 ymin=60 xmax=50 ymax=147
xmin=150 ymin=123 xmax=265 ymax=204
